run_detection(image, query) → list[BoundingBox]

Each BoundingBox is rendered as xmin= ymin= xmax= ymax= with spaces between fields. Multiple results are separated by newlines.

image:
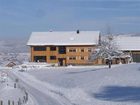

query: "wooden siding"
xmin=30 ymin=45 xmax=101 ymax=65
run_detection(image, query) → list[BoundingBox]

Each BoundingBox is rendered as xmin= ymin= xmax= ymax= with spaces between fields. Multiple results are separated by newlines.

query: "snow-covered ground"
xmin=0 ymin=71 xmax=34 ymax=105
xmin=5 ymin=63 xmax=140 ymax=105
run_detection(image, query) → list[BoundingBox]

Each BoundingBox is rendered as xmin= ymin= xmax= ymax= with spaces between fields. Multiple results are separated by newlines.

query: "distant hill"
xmin=0 ymin=38 xmax=29 ymax=66
xmin=0 ymin=38 xmax=28 ymax=53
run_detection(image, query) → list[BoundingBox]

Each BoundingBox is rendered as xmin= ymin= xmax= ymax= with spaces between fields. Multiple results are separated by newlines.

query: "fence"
xmin=0 ymin=78 xmax=29 ymax=105
xmin=0 ymin=91 xmax=28 ymax=105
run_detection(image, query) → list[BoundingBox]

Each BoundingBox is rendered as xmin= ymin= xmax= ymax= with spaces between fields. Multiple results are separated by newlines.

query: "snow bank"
xmin=14 ymin=62 xmax=58 ymax=71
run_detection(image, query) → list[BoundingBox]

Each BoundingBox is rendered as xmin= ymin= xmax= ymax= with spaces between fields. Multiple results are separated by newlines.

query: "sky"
xmin=0 ymin=0 xmax=140 ymax=38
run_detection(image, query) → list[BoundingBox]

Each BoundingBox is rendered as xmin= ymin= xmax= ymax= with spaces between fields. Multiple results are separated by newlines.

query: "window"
xmin=50 ymin=56 xmax=56 ymax=60
xmin=34 ymin=46 xmax=46 ymax=51
xmin=88 ymin=48 xmax=92 ymax=52
xmin=81 ymin=56 xmax=84 ymax=60
xmin=69 ymin=49 xmax=76 ymax=52
xmin=50 ymin=46 xmax=56 ymax=51
xmin=34 ymin=56 xmax=46 ymax=62
xmin=58 ymin=46 xmax=66 ymax=54
xmin=69 ymin=57 xmax=76 ymax=60
xmin=81 ymin=49 xmax=84 ymax=52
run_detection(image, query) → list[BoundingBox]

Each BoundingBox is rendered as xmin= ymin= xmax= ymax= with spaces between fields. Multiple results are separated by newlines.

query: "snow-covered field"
xmin=0 ymin=39 xmax=29 ymax=67
xmin=0 ymin=71 xmax=37 ymax=105
xmin=7 ymin=63 xmax=140 ymax=105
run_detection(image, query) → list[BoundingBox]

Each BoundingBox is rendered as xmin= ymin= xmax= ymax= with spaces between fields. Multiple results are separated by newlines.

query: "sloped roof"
xmin=115 ymin=35 xmax=140 ymax=51
xmin=27 ymin=31 xmax=100 ymax=46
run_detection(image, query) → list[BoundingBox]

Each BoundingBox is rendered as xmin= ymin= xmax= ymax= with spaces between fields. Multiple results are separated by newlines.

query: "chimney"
xmin=76 ymin=30 xmax=80 ymax=34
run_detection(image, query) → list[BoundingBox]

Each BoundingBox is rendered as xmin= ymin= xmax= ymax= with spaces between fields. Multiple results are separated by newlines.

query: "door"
xmin=58 ymin=58 xmax=66 ymax=66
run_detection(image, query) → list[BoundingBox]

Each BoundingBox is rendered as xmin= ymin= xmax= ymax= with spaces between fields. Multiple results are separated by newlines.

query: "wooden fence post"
xmin=8 ymin=100 xmax=10 ymax=105
xmin=12 ymin=101 xmax=14 ymax=105
xmin=23 ymin=96 xmax=25 ymax=103
xmin=25 ymin=92 xmax=28 ymax=101
xmin=14 ymin=83 xmax=16 ymax=88
xmin=23 ymin=96 xmax=24 ymax=104
xmin=18 ymin=98 xmax=21 ymax=105
xmin=0 ymin=100 xmax=3 ymax=105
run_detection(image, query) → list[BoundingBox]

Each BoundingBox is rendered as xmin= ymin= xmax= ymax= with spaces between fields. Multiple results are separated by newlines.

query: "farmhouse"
xmin=27 ymin=31 xmax=101 ymax=66
xmin=115 ymin=35 xmax=140 ymax=62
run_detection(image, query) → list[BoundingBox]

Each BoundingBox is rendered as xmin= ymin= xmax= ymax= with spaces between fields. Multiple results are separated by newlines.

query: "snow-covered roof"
xmin=115 ymin=35 xmax=140 ymax=51
xmin=27 ymin=31 xmax=100 ymax=46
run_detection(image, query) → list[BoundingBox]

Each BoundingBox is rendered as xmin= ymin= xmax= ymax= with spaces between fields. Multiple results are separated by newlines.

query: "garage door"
xmin=132 ymin=54 xmax=140 ymax=62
